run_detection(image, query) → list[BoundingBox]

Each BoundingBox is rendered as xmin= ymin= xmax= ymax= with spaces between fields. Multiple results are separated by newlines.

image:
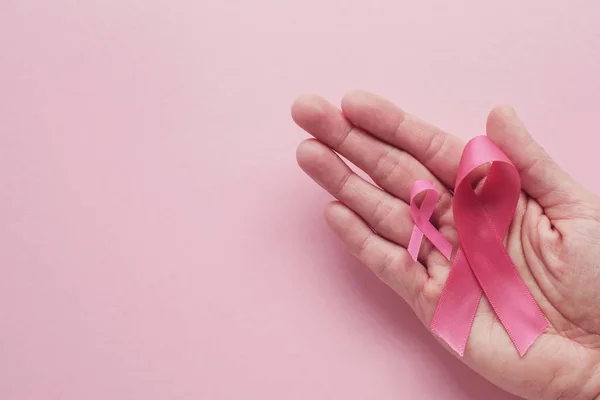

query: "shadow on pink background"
xmin=1 ymin=1 xmax=600 ymax=399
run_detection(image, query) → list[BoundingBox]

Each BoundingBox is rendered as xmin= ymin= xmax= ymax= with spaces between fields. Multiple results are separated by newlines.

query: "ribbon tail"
xmin=430 ymin=249 xmax=482 ymax=356
xmin=456 ymin=182 xmax=548 ymax=356
xmin=407 ymin=225 xmax=424 ymax=261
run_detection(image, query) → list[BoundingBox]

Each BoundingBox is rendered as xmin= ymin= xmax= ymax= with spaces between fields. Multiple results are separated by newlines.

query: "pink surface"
xmin=1 ymin=1 xmax=599 ymax=399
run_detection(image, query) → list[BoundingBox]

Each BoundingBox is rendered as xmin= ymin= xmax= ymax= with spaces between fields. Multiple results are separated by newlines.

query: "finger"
xmin=297 ymin=139 xmax=414 ymax=248
xmin=291 ymin=94 xmax=453 ymax=227
xmin=340 ymin=90 xmax=464 ymax=189
xmin=324 ymin=201 xmax=428 ymax=317
xmin=297 ymin=139 xmax=452 ymax=265
xmin=485 ymin=106 xmax=580 ymax=212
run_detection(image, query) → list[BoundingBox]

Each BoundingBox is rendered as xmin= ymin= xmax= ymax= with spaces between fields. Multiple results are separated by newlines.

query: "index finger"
xmin=341 ymin=90 xmax=464 ymax=189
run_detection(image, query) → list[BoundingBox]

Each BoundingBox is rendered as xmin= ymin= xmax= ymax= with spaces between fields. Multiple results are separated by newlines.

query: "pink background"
xmin=1 ymin=1 xmax=599 ymax=399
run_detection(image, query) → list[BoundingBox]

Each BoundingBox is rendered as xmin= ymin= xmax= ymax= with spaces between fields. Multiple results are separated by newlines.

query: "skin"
xmin=291 ymin=90 xmax=600 ymax=400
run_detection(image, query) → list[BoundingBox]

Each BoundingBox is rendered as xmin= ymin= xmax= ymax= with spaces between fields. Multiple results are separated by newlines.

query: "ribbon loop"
xmin=408 ymin=180 xmax=452 ymax=261
xmin=430 ymin=136 xmax=547 ymax=357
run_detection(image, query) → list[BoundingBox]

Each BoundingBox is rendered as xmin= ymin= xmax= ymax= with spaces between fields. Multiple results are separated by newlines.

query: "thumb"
xmin=486 ymin=106 xmax=578 ymax=211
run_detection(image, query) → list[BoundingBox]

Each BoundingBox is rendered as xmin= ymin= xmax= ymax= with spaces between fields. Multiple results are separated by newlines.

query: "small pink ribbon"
xmin=415 ymin=136 xmax=547 ymax=357
xmin=407 ymin=180 xmax=452 ymax=261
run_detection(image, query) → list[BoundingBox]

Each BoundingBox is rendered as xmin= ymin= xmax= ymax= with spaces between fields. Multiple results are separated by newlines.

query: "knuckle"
xmin=334 ymin=172 xmax=353 ymax=198
xmin=422 ymin=131 xmax=446 ymax=165
xmin=335 ymin=122 xmax=355 ymax=150
xmin=371 ymin=147 xmax=404 ymax=185
xmin=370 ymin=197 xmax=400 ymax=234
xmin=375 ymin=251 xmax=397 ymax=277
xmin=392 ymin=109 xmax=408 ymax=138
xmin=357 ymin=233 xmax=375 ymax=260
xmin=356 ymin=234 xmax=401 ymax=278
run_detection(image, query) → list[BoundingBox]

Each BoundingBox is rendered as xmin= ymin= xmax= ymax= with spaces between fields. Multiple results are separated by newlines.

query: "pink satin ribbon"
xmin=408 ymin=180 xmax=452 ymax=261
xmin=418 ymin=136 xmax=548 ymax=357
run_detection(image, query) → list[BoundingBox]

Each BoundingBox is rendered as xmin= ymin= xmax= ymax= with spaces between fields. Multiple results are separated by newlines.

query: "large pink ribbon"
xmin=408 ymin=180 xmax=452 ymax=261
xmin=429 ymin=136 xmax=547 ymax=357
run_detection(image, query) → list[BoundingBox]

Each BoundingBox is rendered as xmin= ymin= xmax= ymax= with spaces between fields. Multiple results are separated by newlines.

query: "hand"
xmin=291 ymin=91 xmax=600 ymax=400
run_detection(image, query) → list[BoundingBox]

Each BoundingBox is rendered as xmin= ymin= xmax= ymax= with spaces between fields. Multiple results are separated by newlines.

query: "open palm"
xmin=292 ymin=91 xmax=600 ymax=400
